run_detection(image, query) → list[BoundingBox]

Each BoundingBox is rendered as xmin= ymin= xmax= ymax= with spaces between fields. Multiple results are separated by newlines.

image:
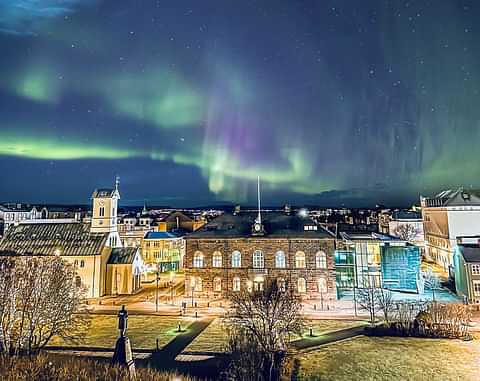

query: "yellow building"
xmin=142 ymin=231 xmax=185 ymax=272
xmin=156 ymin=211 xmax=206 ymax=232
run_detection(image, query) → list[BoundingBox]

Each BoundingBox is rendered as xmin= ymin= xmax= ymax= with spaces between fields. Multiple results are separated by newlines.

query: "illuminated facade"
xmin=184 ymin=211 xmax=336 ymax=300
xmin=142 ymin=231 xmax=185 ymax=272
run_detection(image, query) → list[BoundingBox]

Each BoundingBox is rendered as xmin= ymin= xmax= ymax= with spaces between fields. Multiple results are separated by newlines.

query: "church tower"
xmin=90 ymin=176 xmax=122 ymax=247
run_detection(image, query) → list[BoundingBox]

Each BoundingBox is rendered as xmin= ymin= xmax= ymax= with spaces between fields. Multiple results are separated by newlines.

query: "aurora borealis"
xmin=1 ymin=1 xmax=480 ymax=206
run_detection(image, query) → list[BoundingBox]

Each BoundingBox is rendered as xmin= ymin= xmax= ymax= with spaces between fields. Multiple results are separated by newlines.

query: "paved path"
xmin=291 ymin=326 xmax=366 ymax=351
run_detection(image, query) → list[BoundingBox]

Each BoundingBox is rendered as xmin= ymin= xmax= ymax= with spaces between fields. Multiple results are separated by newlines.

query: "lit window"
xmin=275 ymin=251 xmax=286 ymax=268
xmin=195 ymin=277 xmax=203 ymax=292
xmin=212 ymin=251 xmax=223 ymax=268
xmin=193 ymin=251 xmax=204 ymax=268
xmin=297 ymin=277 xmax=306 ymax=293
xmin=474 ymin=281 xmax=480 ymax=297
xmin=317 ymin=277 xmax=327 ymax=293
xmin=233 ymin=277 xmax=241 ymax=292
xmin=214 ymin=277 xmax=222 ymax=292
xmin=74 ymin=260 xmax=78 ymax=267
xmin=232 ymin=251 xmax=241 ymax=268
xmin=295 ymin=251 xmax=306 ymax=268
xmin=472 ymin=265 xmax=480 ymax=275
xmin=253 ymin=250 xmax=264 ymax=269
xmin=277 ymin=278 xmax=286 ymax=292
xmin=316 ymin=251 xmax=327 ymax=269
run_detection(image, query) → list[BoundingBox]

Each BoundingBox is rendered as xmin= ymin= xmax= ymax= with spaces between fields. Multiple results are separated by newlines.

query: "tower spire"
xmin=257 ymin=176 xmax=261 ymax=225
xmin=115 ymin=175 xmax=120 ymax=191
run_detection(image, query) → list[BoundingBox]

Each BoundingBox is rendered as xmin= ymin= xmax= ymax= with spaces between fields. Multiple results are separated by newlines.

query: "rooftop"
xmin=91 ymin=188 xmax=119 ymax=199
xmin=0 ymin=223 xmax=108 ymax=256
xmin=458 ymin=244 xmax=480 ymax=263
xmin=144 ymin=231 xmax=185 ymax=240
xmin=185 ymin=212 xmax=334 ymax=239
xmin=108 ymin=247 xmax=138 ymax=264
xmin=422 ymin=188 xmax=480 ymax=207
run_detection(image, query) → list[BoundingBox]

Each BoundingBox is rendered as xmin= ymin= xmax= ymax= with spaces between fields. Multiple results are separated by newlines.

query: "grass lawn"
xmin=303 ymin=320 xmax=367 ymax=337
xmin=184 ymin=318 xmax=228 ymax=353
xmin=296 ymin=334 xmax=480 ymax=381
xmin=183 ymin=319 xmax=367 ymax=354
xmin=50 ymin=314 xmax=194 ymax=350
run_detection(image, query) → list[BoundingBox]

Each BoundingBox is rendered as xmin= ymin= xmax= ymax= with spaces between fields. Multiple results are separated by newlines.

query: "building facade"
xmin=184 ymin=211 xmax=336 ymax=300
xmin=142 ymin=231 xmax=185 ymax=272
xmin=421 ymin=188 xmax=480 ymax=273
xmin=453 ymin=236 xmax=480 ymax=304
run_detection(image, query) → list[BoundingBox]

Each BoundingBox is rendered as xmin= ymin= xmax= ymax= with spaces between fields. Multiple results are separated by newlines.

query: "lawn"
xmin=296 ymin=335 xmax=480 ymax=381
xmin=302 ymin=319 xmax=367 ymax=337
xmin=183 ymin=319 xmax=367 ymax=354
xmin=50 ymin=314 xmax=194 ymax=350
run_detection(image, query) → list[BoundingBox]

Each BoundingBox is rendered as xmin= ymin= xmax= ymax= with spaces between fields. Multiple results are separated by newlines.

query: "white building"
xmin=388 ymin=210 xmax=425 ymax=248
xmin=421 ymin=188 xmax=480 ymax=273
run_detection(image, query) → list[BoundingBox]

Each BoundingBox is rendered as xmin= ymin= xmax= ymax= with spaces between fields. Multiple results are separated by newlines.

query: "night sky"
xmin=0 ymin=1 xmax=479 ymax=207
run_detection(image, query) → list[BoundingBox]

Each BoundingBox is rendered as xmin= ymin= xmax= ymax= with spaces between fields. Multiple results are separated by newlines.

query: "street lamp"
xmin=169 ymin=271 xmax=175 ymax=305
xmin=155 ymin=265 xmax=161 ymax=313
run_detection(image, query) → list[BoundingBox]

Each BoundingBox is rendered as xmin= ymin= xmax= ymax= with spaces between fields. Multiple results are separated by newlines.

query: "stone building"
xmin=184 ymin=210 xmax=336 ymax=300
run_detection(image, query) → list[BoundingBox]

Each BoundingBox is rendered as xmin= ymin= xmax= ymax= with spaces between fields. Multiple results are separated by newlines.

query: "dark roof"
xmin=392 ymin=210 xmax=422 ymax=220
xmin=423 ymin=188 xmax=480 ymax=207
xmin=0 ymin=223 xmax=108 ymax=256
xmin=339 ymin=231 xmax=403 ymax=242
xmin=91 ymin=188 xmax=118 ymax=198
xmin=185 ymin=212 xmax=334 ymax=239
xmin=458 ymin=245 xmax=480 ymax=263
xmin=145 ymin=231 xmax=185 ymax=239
xmin=108 ymin=247 xmax=138 ymax=264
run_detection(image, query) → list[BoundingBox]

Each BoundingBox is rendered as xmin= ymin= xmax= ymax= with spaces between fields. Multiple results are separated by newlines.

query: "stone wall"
xmin=184 ymin=238 xmax=337 ymax=300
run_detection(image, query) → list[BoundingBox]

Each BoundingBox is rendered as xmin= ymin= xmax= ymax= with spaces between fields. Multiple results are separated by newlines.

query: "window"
xmin=232 ymin=251 xmax=241 ymax=268
xmin=190 ymin=276 xmax=202 ymax=292
xmin=275 ymin=251 xmax=286 ymax=268
xmin=472 ymin=264 xmax=480 ymax=275
xmin=75 ymin=276 xmax=82 ymax=288
xmin=297 ymin=277 xmax=306 ymax=293
xmin=233 ymin=277 xmax=241 ymax=292
xmin=253 ymin=250 xmax=264 ymax=268
xmin=213 ymin=277 xmax=222 ymax=292
xmin=74 ymin=260 xmax=78 ymax=267
xmin=316 ymin=251 xmax=327 ymax=269
xmin=295 ymin=251 xmax=306 ymax=268
xmin=193 ymin=251 xmax=204 ymax=268
xmin=317 ymin=277 xmax=327 ymax=293
xmin=212 ymin=251 xmax=223 ymax=268
xmin=99 ymin=207 xmax=105 ymax=217
xmin=80 ymin=260 xmax=85 ymax=268
xmin=474 ymin=281 xmax=480 ymax=297
xmin=277 ymin=278 xmax=286 ymax=292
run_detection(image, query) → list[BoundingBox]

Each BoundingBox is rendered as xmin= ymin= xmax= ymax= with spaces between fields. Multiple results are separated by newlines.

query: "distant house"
xmin=142 ymin=231 xmax=185 ymax=272
xmin=388 ymin=210 xmax=424 ymax=248
xmin=453 ymin=236 xmax=480 ymax=304
xmin=156 ymin=211 xmax=206 ymax=232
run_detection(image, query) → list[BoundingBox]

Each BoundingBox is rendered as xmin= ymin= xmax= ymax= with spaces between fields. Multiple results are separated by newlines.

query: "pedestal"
xmin=112 ymin=336 xmax=136 ymax=379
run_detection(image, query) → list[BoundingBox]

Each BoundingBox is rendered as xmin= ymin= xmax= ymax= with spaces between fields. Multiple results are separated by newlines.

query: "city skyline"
xmin=1 ymin=1 xmax=480 ymax=206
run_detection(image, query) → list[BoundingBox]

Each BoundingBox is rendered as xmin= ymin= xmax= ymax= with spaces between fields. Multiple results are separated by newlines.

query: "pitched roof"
xmin=0 ymin=223 xmax=108 ymax=256
xmin=185 ymin=212 xmax=334 ymax=239
xmin=458 ymin=244 xmax=480 ymax=263
xmin=423 ymin=188 xmax=480 ymax=207
xmin=108 ymin=247 xmax=138 ymax=264
xmin=392 ymin=210 xmax=422 ymax=220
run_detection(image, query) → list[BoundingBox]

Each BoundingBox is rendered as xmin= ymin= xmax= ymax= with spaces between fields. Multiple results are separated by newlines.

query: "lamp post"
xmin=191 ymin=283 xmax=195 ymax=308
xmin=155 ymin=266 xmax=161 ymax=313
xmin=169 ymin=271 xmax=175 ymax=305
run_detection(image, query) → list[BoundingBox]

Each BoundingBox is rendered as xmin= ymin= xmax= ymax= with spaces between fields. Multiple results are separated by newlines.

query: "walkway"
xmin=291 ymin=325 xmax=366 ymax=351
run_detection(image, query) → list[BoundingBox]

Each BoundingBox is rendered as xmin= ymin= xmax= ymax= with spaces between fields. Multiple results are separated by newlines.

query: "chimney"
xmin=234 ymin=205 xmax=241 ymax=215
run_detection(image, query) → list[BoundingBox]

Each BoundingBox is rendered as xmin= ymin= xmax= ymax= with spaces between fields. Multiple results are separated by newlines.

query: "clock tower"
xmin=90 ymin=176 xmax=122 ymax=247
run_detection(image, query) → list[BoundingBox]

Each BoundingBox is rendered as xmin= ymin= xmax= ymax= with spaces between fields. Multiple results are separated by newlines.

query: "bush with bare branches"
xmin=0 ymin=256 xmax=89 ymax=355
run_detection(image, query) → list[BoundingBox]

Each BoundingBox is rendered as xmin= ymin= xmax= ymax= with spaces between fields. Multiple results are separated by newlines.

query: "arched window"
xmin=75 ymin=276 xmax=82 ymax=288
xmin=193 ymin=251 xmax=204 ymax=268
xmin=275 ymin=251 xmax=286 ymax=268
xmin=80 ymin=260 xmax=85 ymax=268
xmin=190 ymin=276 xmax=202 ymax=292
xmin=316 ymin=251 xmax=327 ymax=269
xmin=212 ymin=251 xmax=222 ymax=268
xmin=233 ymin=277 xmax=241 ymax=292
xmin=253 ymin=250 xmax=264 ymax=268
xmin=99 ymin=207 xmax=105 ymax=217
xmin=317 ymin=277 xmax=328 ymax=293
xmin=213 ymin=277 xmax=222 ymax=292
xmin=295 ymin=251 xmax=306 ymax=268
xmin=74 ymin=260 xmax=78 ymax=267
xmin=232 ymin=251 xmax=241 ymax=268
xmin=297 ymin=277 xmax=306 ymax=293
xmin=277 ymin=277 xmax=286 ymax=292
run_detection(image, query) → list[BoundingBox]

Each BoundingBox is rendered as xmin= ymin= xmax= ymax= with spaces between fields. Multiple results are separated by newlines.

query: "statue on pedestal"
xmin=112 ymin=305 xmax=136 ymax=379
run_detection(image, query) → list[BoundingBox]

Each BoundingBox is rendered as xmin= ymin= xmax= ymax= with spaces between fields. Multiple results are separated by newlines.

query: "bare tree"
xmin=0 ymin=256 xmax=89 ymax=355
xmin=376 ymin=288 xmax=395 ymax=324
xmin=424 ymin=269 xmax=441 ymax=302
xmin=393 ymin=223 xmax=418 ymax=242
xmin=356 ymin=278 xmax=378 ymax=326
xmin=225 ymin=280 xmax=305 ymax=381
